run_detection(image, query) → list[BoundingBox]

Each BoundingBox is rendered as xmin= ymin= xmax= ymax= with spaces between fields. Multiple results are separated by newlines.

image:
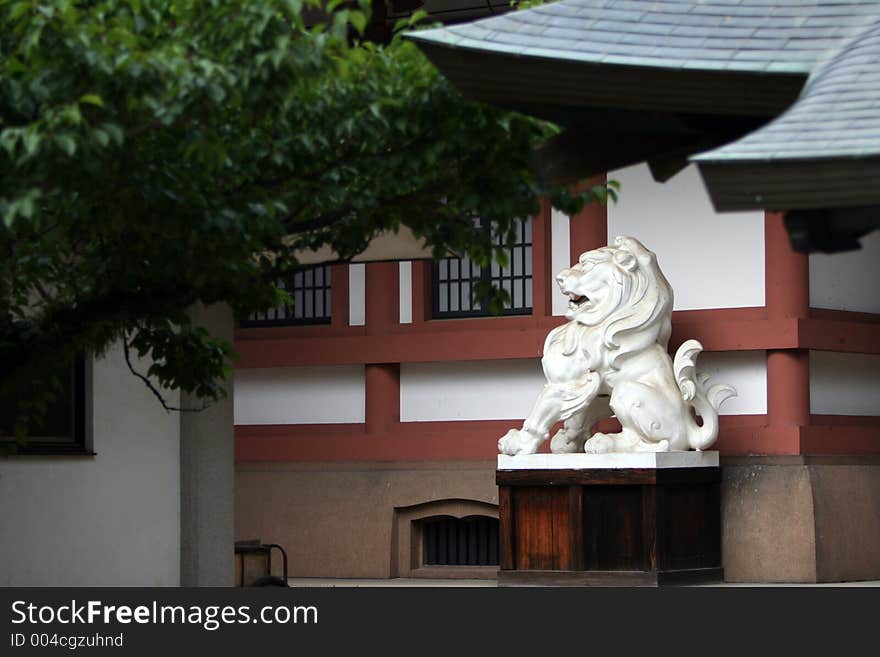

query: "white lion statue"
xmin=498 ymin=236 xmax=736 ymax=455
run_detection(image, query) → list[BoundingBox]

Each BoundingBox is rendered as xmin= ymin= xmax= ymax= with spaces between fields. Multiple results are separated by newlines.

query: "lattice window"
xmin=241 ymin=265 xmax=332 ymax=327
xmin=432 ymin=218 xmax=532 ymax=318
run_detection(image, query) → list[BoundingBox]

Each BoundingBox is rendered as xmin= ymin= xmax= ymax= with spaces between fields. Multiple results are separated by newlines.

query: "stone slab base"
xmin=498 ymin=451 xmax=719 ymax=470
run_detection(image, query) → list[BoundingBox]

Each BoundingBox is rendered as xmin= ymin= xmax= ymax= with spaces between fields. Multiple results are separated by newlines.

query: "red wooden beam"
xmin=235 ymin=415 xmax=783 ymax=461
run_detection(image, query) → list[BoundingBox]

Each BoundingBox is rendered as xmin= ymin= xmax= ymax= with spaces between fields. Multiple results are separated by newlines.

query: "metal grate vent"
xmin=422 ymin=516 xmax=499 ymax=566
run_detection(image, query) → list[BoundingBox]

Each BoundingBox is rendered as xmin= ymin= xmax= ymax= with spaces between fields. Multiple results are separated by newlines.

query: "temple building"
xmin=234 ymin=165 xmax=880 ymax=582
xmin=9 ymin=1 xmax=875 ymax=587
xmin=235 ymin=0 xmax=880 ymax=583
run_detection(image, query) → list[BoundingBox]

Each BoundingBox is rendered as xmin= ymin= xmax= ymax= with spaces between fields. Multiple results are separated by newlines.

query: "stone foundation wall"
xmin=236 ymin=456 xmax=880 ymax=582
xmin=235 ymin=460 xmax=497 ymax=579
xmin=722 ymin=456 xmax=880 ymax=583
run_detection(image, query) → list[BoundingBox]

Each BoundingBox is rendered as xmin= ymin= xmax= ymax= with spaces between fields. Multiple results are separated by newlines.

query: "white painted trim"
xmin=399 ymin=353 xmax=764 ymax=422
xmin=399 ymin=261 xmax=412 ymax=324
xmin=234 ymin=365 xmax=366 ymax=424
xmin=348 ymin=264 xmax=365 ymax=326
xmin=809 ymin=230 xmax=880 ymax=313
xmin=697 ymin=351 xmax=767 ymax=416
xmin=550 ymin=209 xmax=571 ymax=317
xmin=810 ymin=351 xmax=880 ymax=416
xmin=400 ymin=359 xmax=545 ymax=422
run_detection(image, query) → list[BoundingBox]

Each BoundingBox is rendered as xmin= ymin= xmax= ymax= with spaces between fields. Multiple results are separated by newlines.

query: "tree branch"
xmin=125 ymin=111 xmax=190 ymax=139
xmin=122 ymin=333 xmax=212 ymax=414
xmin=281 ymin=181 xmax=449 ymax=234
xmin=231 ymin=134 xmax=436 ymax=197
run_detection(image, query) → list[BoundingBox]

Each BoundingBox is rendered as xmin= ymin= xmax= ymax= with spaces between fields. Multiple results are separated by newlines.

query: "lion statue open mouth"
xmin=498 ymin=235 xmax=736 ymax=455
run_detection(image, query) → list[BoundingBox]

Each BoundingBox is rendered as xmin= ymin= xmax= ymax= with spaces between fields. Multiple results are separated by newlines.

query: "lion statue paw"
xmin=498 ymin=429 xmax=544 ymax=456
xmin=550 ymin=428 xmax=587 ymax=454
xmin=584 ymin=433 xmax=615 ymax=454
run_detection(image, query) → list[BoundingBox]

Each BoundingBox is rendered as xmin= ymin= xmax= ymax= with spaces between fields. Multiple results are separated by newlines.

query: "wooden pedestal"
xmin=496 ymin=466 xmax=722 ymax=586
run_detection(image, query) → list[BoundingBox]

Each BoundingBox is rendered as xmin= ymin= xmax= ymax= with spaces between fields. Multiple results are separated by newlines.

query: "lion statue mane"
xmin=498 ymin=235 xmax=736 ymax=455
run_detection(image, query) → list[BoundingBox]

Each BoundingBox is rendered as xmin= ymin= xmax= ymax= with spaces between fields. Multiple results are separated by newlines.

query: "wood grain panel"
xmin=583 ymin=486 xmax=644 ymax=571
xmin=499 ymin=486 xmax=515 ymax=571
xmin=660 ymin=483 xmax=722 ymax=571
xmin=512 ymin=486 xmax=572 ymax=571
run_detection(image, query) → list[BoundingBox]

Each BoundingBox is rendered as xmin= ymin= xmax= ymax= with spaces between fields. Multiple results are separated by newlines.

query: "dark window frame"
xmin=1 ymin=356 xmax=92 ymax=456
xmin=241 ymin=264 xmax=333 ymax=328
xmin=431 ymin=217 xmax=533 ymax=319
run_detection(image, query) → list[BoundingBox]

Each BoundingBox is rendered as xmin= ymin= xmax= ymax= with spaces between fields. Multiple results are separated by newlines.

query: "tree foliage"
xmin=0 ymin=0 xmax=612 ymax=434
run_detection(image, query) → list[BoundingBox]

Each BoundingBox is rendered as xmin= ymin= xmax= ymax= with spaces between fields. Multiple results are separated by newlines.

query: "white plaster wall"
xmin=551 ymin=209 xmax=572 ymax=316
xmin=607 ymin=164 xmax=765 ymax=310
xmin=400 ymin=351 xmax=765 ymax=422
xmin=401 ymin=359 xmax=546 ymax=421
xmin=809 ymin=230 xmax=880 ymax=313
xmin=810 ymin=351 xmax=880 ymax=416
xmin=399 ymin=261 xmax=413 ymax=324
xmin=349 ymin=263 xmax=366 ymax=326
xmin=697 ymin=351 xmax=767 ymax=415
xmin=234 ymin=366 xmax=365 ymax=424
xmin=0 ymin=343 xmax=181 ymax=586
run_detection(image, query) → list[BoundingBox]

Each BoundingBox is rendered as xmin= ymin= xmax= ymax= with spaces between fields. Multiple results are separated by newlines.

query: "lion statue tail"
xmin=673 ymin=339 xmax=738 ymax=451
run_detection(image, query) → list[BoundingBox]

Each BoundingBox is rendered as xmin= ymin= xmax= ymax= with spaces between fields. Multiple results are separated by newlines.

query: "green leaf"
xmin=349 ymin=10 xmax=367 ymax=35
xmin=9 ymin=2 xmax=31 ymax=20
xmin=55 ymin=134 xmax=76 ymax=156
xmin=102 ymin=124 xmax=124 ymax=146
xmin=0 ymin=129 xmax=18 ymax=156
xmin=79 ymin=94 xmax=104 ymax=107
xmin=22 ymin=132 xmax=40 ymax=156
xmin=18 ymin=195 xmax=35 ymax=219
xmin=410 ymin=9 xmax=428 ymax=25
xmin=92 ymin=128 xmax=110 ymax=147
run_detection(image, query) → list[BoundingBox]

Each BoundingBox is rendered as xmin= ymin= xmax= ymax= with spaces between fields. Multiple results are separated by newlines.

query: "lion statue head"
xmin=555 ymin=236 xmax=673 ymax=368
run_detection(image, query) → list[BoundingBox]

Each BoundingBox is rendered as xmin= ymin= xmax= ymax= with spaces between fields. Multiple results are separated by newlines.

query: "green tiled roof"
xmin=409 ymin=0 xmax=880 ymax=74
xmin=407 ymin=1 xmax=880 ymax=211
xmin=695 ymin=19 xmax=880 ymax=162
xmin=695 ymin=17 xmax=880 ymax=210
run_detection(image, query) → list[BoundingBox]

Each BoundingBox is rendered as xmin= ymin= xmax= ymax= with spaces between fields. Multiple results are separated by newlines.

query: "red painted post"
xmin=764 ymin=212 xmax=810 ymax=441
xmin=532 ymin=199 xmax=553 ymax=318
xmin=330 ymin=263 xmax=350 ymax=330
xmin=364 ymin=262 xmax=401 ymax=433
xmin=570 ymin=174 xmax=609 ymax=262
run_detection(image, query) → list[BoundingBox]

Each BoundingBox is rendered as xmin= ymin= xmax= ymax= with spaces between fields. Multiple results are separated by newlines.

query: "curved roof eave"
xmin=693 ymin=17 xmax=880 ymax=211
xmin=406 ymin=0 xmax=862 ymax=121
xmin=408 ymin=0 xmax=880 ymax=74
xmin=408 ymin=25 xmax=815 ymax=76
xmin=406 ymin=1 xmax=880 ymax=212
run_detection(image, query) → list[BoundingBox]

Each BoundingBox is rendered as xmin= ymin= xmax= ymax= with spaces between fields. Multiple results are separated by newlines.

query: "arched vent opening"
xmin=421 ymin=516 xmax=499 ymax=567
